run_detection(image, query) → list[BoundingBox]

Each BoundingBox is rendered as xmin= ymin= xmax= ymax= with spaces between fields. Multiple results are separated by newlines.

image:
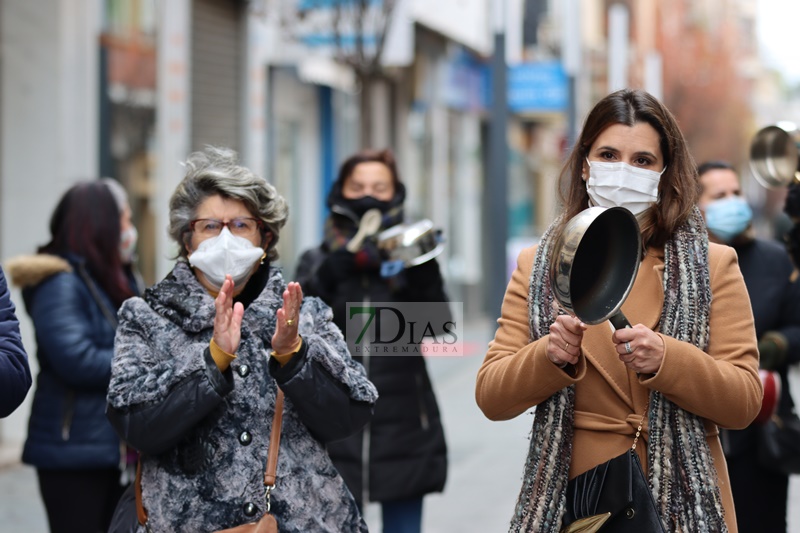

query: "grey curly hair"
xmin=168 ymin=146 xmax=288 ymax=260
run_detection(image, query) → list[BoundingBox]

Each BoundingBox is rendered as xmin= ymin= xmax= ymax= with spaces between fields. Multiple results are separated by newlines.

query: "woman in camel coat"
xmin=476 ymin=89 xmax=761 ymax=533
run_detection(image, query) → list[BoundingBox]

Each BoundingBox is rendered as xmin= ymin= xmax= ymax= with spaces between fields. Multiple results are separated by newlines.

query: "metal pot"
xmin=550 ymin=206 xmax=641 ymax=328
xmin=749 ymin=124 xmax=800 ymax=189
xmin=377 ymin=219 xmax=444 ymax=268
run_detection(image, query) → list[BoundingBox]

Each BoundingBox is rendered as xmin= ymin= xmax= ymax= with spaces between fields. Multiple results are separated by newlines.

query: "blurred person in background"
xmin=0 ymin=264 xmax=31 ymax=417
xmin=698 ymin=160 xmax=800 ymax=533
xmin=295 ymin=148 xmax=449 ymax=533
xmin=106 ymin=146 xmax=376 ymax=532
xmin=5 ymin=179 xmax=141 ymax=533
xmin=477 ymin=89 xmax=761 ymax=532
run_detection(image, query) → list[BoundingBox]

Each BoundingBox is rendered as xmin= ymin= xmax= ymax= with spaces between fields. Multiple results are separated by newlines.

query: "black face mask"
xmin=340 ymin=195 xmax=393 ymax=217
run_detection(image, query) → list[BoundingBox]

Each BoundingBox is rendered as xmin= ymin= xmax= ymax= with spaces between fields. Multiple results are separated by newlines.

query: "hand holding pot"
xmin=548 ymin=315 xmax=587 ymax=367
xmin=612 ymin=324 xmax=665 ymax=375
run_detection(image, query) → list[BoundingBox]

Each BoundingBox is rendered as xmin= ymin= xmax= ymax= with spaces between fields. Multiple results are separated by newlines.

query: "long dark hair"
xmin=39 ymin=181 xmax=134 ymax=307
xmin=558 ymin=89 xmax=699 ymax=249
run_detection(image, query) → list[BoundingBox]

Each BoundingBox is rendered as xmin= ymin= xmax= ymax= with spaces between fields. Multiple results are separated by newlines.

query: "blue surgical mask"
xmin=704 ymin=196 xmax=753 ymax=243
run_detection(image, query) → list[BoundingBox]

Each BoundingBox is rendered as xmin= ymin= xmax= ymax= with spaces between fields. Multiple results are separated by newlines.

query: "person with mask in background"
xmin=103 ymin=178 xmax=145 ymax=295
xmin=5 ymin=179 xmax=141 ymax=533
xmin=477 ymin=90 xmax=761 ymax=532
xmin=698 ymin=160 xmax=800 ymax=533
xmin=105 ymin=146 xmax=376 ymax=532
xmin=295 ymin=148 xmax=449 ymax=533
xmin=0 ymin=264 xmax=31 ymax=418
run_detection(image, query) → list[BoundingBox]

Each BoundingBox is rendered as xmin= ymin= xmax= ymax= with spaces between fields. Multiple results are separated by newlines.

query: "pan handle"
xmin=608 ymin=311 xmax=631 ymax=330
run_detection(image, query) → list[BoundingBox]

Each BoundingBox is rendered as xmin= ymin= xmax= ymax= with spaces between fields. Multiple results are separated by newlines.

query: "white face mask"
xmin=188 ymin=227 xmax=265 ymax=290
xmin=586 ymin=159 xmax=665 ymax=216
xmin=119 ymin=226 xmax=138 ymax=264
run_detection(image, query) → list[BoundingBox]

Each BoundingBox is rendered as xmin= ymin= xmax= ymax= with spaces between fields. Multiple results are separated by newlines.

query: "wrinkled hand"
xmin=612 ymin=324 xmax=665 ymax=375
xmin=213 ymin=275 xmax=244 ymax=354
xmin=547 ymin=315 xmax=587 ymax=368
xmin=272 ymin=282 xmax=303 ymax=354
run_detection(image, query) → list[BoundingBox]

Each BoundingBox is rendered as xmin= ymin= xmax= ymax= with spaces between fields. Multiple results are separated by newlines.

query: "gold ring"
xmin=286 ymin=319 xmax=294 ymax=326
xmin=564 ymin=342 xmax=570 ymax=351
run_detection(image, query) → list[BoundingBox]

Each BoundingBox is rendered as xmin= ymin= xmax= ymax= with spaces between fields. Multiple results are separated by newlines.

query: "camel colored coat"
xmin=476 ymin=243 xmax=762 ymax=532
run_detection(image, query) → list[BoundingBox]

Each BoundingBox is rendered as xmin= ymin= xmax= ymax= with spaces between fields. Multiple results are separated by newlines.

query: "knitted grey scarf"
xmin=510 ymin=207 xmax=727 ymax=533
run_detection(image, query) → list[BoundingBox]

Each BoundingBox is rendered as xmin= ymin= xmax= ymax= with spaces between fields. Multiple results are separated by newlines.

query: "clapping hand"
xmin=272 ymin=282 xmax=303 ymax=354
xmin=213 ymin=275 xmax=244 ymax=354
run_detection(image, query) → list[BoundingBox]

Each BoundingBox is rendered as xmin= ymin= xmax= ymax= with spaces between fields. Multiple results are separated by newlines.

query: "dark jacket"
xmin=0 ymin=266 xmax=31 ymax=418
xmin=5 ymin=254 xmax=129 ymax=469
xmin=106 ymin=262 xmax=377 ymax=532
xmin=295 ymin=209 xmax=449 ymax=505
xmin=722 ymin=238 xmax=800 ymax=458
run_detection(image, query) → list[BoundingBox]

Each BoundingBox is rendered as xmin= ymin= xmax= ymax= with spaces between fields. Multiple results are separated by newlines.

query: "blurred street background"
xmin=3 ymin=0 xmax=800 ymax=530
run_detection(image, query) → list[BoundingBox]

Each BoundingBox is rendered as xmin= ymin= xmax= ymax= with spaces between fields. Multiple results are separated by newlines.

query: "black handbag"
xmin=757 ymin=408 xmax=800 ymax=476
xmin=561 ymin=405 xmax=666 ymax=533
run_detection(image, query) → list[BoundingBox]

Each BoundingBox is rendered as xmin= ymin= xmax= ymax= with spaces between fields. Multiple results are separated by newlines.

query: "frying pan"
xmin=550 ymin=206 xmax=642 ymax=329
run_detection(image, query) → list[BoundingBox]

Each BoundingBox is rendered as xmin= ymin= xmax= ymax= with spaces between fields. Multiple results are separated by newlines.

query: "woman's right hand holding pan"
xmin=547 ymin=315 xmax=587 ymax=368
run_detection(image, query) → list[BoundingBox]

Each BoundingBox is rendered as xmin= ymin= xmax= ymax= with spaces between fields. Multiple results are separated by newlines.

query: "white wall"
xmin=153 ymin=0 xmax=191 ymax=280
xmin=241 ymin=12 xmax=269 ymax=180
xmin=0 ymin=0 xmax=101 ymax=453
xmin=268 ymin=68 xmax=321 ymax=277
xmin=410 ymin=0 xmax=491 ymax=55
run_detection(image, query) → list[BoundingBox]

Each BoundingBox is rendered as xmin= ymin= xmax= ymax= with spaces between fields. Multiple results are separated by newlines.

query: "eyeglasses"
xmin=189 ymin=217 xmax=264 ymax=239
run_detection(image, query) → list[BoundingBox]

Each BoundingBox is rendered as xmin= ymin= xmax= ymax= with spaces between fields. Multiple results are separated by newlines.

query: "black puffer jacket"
xmin=0 ymin=266 xmax=31 ymax=418
xmin=5 ymin=253 xmax=133 ymax=469
xmin=295 ymin=201 xmax=449 ymax=505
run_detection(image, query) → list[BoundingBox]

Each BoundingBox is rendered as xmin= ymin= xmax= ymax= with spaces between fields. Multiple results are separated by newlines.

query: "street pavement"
xmin=2 ymin=319 xmax=800 ymax=532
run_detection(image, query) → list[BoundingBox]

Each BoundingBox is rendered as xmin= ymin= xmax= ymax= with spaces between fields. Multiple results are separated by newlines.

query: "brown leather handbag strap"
xmin=135 ymin=458 xmax=148 ymax=525
xmin=265 ymin=389 xmax=284 ymax=487
xmin=135 ymin=388 xmax=286 ymax=526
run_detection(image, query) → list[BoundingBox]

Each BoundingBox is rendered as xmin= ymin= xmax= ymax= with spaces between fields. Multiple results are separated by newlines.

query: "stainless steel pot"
xmin=749 ymin=124 xmax=800 ymax=188
xmin=377 ymin=219 xmax=444 ymax=268
xmin=550 ymin=206 xmax=641 ymax=328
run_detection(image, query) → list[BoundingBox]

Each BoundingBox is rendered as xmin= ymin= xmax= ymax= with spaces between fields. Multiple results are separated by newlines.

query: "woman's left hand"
xmin=612 ymin=324 xmax=665 ymax=375
xmin=272 ymin=282 xmax=303 ymax=354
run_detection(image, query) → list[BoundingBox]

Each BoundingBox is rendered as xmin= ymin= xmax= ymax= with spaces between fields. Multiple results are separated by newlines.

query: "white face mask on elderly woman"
xmin=586 ymin=159 xmax=665 ymax=216
xmin=188 ymin=227 xmax=264 ymax=290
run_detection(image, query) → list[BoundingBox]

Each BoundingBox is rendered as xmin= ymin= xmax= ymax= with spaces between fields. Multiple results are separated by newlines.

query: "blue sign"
xmin=507 ymin=61 xmax=568 ymax=112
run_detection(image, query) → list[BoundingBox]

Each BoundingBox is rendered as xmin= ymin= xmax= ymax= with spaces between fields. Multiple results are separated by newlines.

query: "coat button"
xmin=239 ymin=431 xmax=252 ymax=446
xmin=243 ymin=502 xmax=258 ymax=517
xmin=238 ymin=364 xmax=250 ymax=377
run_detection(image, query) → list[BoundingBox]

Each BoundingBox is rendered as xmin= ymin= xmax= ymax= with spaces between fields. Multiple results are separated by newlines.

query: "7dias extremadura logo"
xmin=345 ymin=302 xmax=463 ymax=356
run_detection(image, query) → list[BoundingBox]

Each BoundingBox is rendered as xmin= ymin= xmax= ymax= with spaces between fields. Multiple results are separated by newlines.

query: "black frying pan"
xmin=550 ymin=206 xmax=642 ymax=329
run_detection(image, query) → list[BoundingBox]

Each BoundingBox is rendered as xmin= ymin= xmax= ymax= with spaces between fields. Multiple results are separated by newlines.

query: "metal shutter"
xmin=191 ymin=0 xmax=242 ymax=154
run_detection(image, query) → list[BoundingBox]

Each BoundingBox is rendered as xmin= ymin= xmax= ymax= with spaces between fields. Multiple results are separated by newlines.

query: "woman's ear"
xmin=184 ymin=234 xmax=194 ymax=257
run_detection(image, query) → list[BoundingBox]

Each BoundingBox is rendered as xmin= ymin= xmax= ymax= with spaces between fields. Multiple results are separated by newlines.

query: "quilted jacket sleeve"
xmin=0 ymin=267 xmax=31 ymax=417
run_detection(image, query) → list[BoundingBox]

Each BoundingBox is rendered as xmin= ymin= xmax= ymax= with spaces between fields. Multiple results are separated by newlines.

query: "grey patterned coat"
xmin=106 ymin=262 xmax=377 ymax=532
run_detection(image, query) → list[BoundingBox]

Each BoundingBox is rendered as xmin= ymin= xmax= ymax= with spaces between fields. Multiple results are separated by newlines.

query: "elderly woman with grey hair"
xmin=106 ymin=146 xmax=377 ymax=532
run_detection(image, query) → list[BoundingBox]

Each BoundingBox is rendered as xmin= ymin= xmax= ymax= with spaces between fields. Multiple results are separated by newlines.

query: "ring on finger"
xmin=624 ymin=341 xmax=632 ymax=354
xmin=564 ymin=342 xmax=570 ymax=351
xmin=286 ymin=318 xmax=295 ymax=326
